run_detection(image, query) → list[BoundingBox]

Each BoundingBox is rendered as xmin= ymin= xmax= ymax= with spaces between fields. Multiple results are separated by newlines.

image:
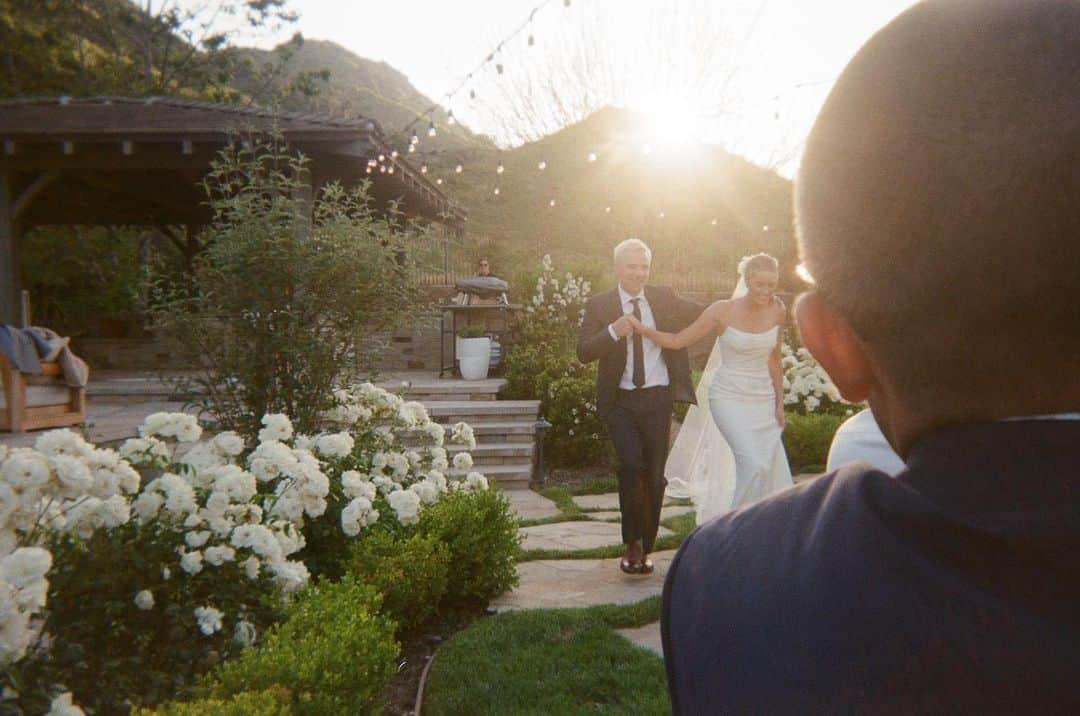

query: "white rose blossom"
xmin=387 ymin=489 xmax=421 ymax=525
xmin=134 ymin=589 xmax=155 ymax=610
xmin=257 ymin=413 xmax=293 ymax=443
xmin=465 ymin=471 xmax=489 ymax=491
xmin=194 ymin=605 xmax=224 ymax=636
xmin=452 ymin=451 xmax=474 ymax=471
xmin=46 ymin=692 xmax=86 ymax=716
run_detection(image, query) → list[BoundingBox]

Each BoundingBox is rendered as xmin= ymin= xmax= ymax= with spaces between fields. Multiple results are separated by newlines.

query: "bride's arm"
xmin=629 ymin=302 xmax=723 ymax=350
xmin=768 ymin=308 xmax=787 ymax=428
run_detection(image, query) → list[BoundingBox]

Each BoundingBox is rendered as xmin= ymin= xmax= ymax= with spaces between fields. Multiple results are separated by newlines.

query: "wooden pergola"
xmin=0 ymin=96 xmax=466 ymax=324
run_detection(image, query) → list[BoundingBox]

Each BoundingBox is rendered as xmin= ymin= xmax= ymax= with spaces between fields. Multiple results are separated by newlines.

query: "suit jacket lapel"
xmin=607 ymin=287 xmax=624 ymax=323
xmin=606 ymin=288 xmax=627 ymax=376
xmin=644 ymin=285 xmax=666 ymax=331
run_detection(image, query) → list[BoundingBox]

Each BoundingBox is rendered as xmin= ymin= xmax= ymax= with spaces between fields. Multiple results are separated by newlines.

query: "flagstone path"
xmin=500 ymin=490 xmax=691 ymax=657
xmin=520 ymin=521 xmax=674 ymax=551
xmin=489 ymin=550 xmax=677 ymax=613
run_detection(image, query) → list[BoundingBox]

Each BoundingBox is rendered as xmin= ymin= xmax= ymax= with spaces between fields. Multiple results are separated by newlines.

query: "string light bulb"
xmin=605 ymin=206 xmax=612 ymax=213
xmin=378 ymin=154 xmax=385 ymax=161
xmin=379 ymin=165 xmax=387 ymax=173
xmin=366 ymin=166 xmax=373 ymax=174
xmin=428 ymin=122 xmax=437 ymax=137
xmin=587 ymin=152 xmax=597 ymax=162
xmin=496 ymin=162 xmax=505 ymax=174
xmin=390 ymin=150 xmax=398 ymax=159
xmin=455 ymin=164 xmax=463 ymax=173
xmin=642 ymin=144 xmax=652 ymax=156
xmin=436 ymin=178 xmax=443 ymax=185
xmin=410 ymin=133 xmax=419 ymax=145
xmin=447 ymin=110 xmax=456 ymax=126
xmin=763 ymin=225 xmax=770 ymax=232
xmin=659 ymin=211 xmax=665 ymax=219
xmin=710 ymin=218 xmax=718 ymax=226
xmin=538 ymin=160 xmax=547 ymax=170
xmin=549 ymin=198 xmax=556 ymax=207
xmin=387 ymin=165 xmax=395 ymax=174
xmin=408 ymin=144 xmax=415 ymax=153
xmin=420 ymin=165 xmax=428 ymax=174
xmin=493 ymin=186 xmax=500 ymax=195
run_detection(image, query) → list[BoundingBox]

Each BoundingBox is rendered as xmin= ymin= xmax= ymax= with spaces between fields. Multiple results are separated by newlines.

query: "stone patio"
xmin=0 ymin=399 xmax=189 ymax=449
xmin=504 ymin=490 xmax=561 ymax=521
xmin=489 ymin=550 xmax=677 ymax=612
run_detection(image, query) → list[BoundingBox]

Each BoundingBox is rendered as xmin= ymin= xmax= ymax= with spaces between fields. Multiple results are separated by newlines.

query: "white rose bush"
xmin=781 ymin=342 xmax=850 ymax=415
xmin=0 ymin=380 xmax=489 ymax=714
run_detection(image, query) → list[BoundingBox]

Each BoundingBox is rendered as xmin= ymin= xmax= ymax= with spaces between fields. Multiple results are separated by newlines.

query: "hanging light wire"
xmin=398 ymin=0 xmax=563 ymax=139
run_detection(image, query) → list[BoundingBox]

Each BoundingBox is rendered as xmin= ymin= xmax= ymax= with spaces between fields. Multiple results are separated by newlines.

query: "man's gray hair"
xmin=613 ymin=237 xmax=652 ymax=264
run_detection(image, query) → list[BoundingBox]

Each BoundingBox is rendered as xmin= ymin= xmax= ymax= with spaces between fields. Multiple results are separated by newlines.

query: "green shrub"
xmin=19 ymin=520 xmax=284 ymax=714
xmin=202 ymin=576 xmax=398 ymax=715
xmin=148 ymin=133 xmax=431 ymax=438
xmin=417 ymin=488 xmax=521 ymax=604
xmin=457 ymin=324 xmax=487 ymax=338
xmin=139 ymin=687 xmax=294 ymax=716
xmin=783 ymin=412 xmax=846 ymax=472
xmin=344 ymin=529 xmax=451 ymax=634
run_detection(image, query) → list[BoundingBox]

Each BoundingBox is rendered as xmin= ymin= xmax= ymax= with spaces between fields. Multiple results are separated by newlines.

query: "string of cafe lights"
xmin=360 ymin=0 xmax=820 ymax=234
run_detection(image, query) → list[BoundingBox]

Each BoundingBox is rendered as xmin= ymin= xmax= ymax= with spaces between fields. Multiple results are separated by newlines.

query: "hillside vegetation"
xmin=3 ymin=0 xmax=797 ymax=294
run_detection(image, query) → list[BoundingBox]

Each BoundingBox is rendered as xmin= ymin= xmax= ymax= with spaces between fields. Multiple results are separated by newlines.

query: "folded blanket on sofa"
xmin=0 ymin=325 xmax=88 ymax=388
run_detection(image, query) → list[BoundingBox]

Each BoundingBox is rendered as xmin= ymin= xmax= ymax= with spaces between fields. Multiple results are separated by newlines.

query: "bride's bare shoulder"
xmin=706 ymin=300 xmax=733 ymax=322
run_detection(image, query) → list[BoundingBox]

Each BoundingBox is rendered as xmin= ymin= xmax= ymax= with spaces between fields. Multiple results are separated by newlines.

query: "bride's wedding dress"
xmin=666 ymin=324 xmax=793 ymax=524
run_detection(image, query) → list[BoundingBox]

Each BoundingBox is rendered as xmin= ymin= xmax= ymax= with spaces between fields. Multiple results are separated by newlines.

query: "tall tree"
xmin=0 ymin=0 xmax=326 ymax=103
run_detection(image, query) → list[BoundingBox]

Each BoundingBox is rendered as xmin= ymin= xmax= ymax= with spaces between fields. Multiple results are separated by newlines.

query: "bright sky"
xmin=245 ymin=0 xmax=920 ymax=176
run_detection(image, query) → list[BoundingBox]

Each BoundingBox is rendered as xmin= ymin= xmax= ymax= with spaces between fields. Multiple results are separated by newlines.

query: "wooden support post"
xmin=0 ymin=173 xmax=18 ymax=325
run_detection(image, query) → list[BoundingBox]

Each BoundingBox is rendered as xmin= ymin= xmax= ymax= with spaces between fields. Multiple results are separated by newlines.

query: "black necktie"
xmin=631 ymin=297 xmax=645 ymax=388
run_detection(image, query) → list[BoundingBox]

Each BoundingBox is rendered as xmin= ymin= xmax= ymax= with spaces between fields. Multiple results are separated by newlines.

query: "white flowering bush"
xmin=295 ymin=382 xmax=484 ymax=579
xmin=1 ymin=390 xmax=488 ymax=713
xmin=501 ymin=255 xmax=609 ymax=465
xmin=523 ymin=254 xmax=593 ymax=331
xmin=781 ymin=342 xmax=850 ymax=415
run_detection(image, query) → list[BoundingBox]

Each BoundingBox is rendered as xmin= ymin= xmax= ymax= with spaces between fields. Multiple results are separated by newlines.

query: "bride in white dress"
xmin=628 ymin=253 xmax=793 ymax=524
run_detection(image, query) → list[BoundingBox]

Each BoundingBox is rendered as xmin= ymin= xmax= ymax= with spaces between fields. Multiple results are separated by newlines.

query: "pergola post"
xmin=0 ymin=173 xmax=17 ymax=325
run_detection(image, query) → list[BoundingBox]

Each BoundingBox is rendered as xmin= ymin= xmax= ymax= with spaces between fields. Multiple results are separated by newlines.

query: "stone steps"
xmin=425 ymin=401 xmax=541 ymax=490
xmin=425 ymin=400 xmax=541 ymax=425
xmin=394 ymin=377 xmax=505 ymax=403
xmin=83 ymin=374 xmax=539 ymax=490
xmin=472 ymin=463 xmax=532 ymax=490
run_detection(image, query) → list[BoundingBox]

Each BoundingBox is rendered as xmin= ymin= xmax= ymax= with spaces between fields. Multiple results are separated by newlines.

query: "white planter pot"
xmin=458 ymin=336 xmax=491 ymax=380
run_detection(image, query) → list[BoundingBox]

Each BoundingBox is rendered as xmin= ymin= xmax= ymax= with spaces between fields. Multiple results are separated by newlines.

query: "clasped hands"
xmin=611 ymin=315 xmax=646 ymax=338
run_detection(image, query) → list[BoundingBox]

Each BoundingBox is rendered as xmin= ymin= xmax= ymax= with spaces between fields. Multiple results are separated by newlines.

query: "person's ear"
xmin=794 ymin=291 xmax=876 ymax=403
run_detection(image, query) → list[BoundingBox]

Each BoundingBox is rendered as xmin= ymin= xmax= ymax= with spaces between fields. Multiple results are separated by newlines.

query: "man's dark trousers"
xmin=607 ymin=385 xmax=672 ymax=553
xmin=576 ymin=285 xmax=701 ymax=553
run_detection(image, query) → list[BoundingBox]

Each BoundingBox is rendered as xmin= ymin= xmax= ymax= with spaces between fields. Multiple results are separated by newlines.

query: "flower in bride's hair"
xmin=737 ymin=255 xmax=752 ymax=277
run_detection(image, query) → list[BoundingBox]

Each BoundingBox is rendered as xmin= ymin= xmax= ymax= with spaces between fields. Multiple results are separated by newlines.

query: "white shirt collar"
xmin=618 ymin=284 xmax=646 ymax=305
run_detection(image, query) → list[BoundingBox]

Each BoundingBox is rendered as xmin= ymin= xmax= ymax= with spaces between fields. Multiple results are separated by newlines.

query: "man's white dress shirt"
xmin=607 ymin=285 xmax=670 ymax=390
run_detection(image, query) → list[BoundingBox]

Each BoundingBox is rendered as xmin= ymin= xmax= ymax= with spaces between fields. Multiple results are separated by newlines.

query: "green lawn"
xmin=422 ymin=598 xmax=668 ymax=715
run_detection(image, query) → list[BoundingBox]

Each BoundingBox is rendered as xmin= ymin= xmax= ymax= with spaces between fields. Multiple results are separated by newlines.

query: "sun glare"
xmin=627 ymin=95 xmax=708 ymax=158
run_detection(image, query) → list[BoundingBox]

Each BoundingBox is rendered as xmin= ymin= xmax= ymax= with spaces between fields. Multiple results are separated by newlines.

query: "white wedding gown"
xmin=666 ymin=325 xmax=793 ymax=524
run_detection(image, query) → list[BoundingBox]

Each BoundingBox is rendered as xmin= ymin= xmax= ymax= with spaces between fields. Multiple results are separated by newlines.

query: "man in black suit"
xmin=663 ymin=0 xmax=1080 ymax=712
xmin=577 ymin=238 xmax=702 ymax=574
